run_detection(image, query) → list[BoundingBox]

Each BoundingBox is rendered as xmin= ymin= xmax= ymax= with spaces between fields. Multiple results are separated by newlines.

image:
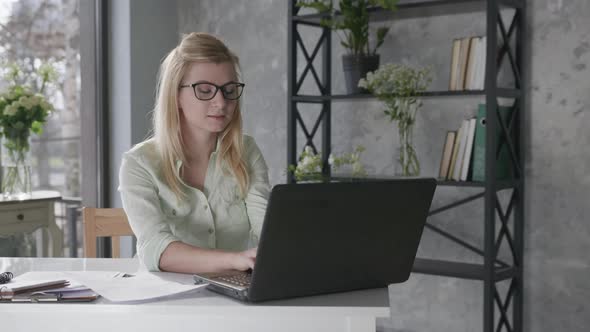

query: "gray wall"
xmin=109 ymin=0 xmax=178 ymax=256
xmin=176 ymin=0 xmax=589 ymax=331
xmin=177 ymin=0 xmax=288 ymax=184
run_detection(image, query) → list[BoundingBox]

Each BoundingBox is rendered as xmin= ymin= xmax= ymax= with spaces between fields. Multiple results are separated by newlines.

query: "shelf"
xmin=329 ymin=177 xmax=517 ymax=190
xmin=437 ymin=180 xmax=517 ymax=190
xmin=292 ymin=88 xmax=520 ymax=102
xmin=412 ymin=258 xmax=516 ymax=281
xmin=289 ymin=0 xmax=526 ymax=329
xmin=293 ymin=0 xmax=523 ymax=25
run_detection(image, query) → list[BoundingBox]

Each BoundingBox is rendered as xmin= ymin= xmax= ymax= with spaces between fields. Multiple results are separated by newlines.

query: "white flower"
xmin=353 ymin=162 xmax=362 ymax=173
xmin=20 ymin=96 xmax=34 ymax=109
xmin=4 ymin=104 xmax=18 ymax=116
xmin=296 ymin=160 xmax=305 ymax=169
xmin=40 ymin=100 xmax=51 ymax=111
xmin=301 ymin=155 xmax=314 ymax=168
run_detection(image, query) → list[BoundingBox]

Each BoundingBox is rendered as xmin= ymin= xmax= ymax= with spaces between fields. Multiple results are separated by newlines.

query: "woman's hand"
xmin=231 ymin=247 xmax=257 ymax=271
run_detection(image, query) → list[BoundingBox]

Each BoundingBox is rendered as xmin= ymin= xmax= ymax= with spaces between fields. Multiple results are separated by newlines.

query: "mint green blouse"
xmin=118 ymin=135 xmax=270 ymax=271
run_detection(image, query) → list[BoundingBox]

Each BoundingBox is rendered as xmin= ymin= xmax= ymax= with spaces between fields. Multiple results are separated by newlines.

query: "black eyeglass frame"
xmin=179 ymin=81 xmax=246 ymax=101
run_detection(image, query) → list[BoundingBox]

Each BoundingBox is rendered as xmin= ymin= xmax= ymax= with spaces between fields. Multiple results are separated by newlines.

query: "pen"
xmin=112 ymin=272 xmax=135 ymax=278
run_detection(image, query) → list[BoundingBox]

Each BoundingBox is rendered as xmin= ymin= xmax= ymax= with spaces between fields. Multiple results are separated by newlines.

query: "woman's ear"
xmin=176 ymin=95 xmax=182 ymax=113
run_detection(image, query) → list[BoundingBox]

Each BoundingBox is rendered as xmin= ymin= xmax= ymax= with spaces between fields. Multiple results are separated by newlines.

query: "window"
xmin=0 ymin=0 xmax=81 ymax=256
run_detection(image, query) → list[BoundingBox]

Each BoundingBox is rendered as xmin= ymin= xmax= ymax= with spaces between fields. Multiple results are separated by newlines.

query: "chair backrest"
xmin=83 ymin=207 xmax=134 ymax=258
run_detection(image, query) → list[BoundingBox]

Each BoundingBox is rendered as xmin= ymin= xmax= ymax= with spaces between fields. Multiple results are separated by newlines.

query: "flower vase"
xmin=395 ymin=110 xmax=420 ymax=177
xmin=1 ymin=135 xmax=32 ymax=199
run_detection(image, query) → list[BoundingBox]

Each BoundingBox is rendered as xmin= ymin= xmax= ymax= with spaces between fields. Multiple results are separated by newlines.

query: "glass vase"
xmin=1 ymin=135 xmax=32 ymax=200
xmin=397 ymin=124 xmax=420 ymax=176
xmin=395 ymin=103 xmax=420 ymax=177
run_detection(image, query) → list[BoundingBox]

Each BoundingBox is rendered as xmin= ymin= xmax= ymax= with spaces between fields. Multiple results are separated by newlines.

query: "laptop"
xmin=193 ymin=178 xmax=436 ymax=302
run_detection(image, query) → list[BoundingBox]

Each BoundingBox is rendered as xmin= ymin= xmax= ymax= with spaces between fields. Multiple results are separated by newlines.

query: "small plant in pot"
xmin=297 ymin=0 xmax=398 ymax=94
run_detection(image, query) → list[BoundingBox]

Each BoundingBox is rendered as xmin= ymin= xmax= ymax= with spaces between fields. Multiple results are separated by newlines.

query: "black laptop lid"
xmin=248 ymin=178 xmax=436 ymax=302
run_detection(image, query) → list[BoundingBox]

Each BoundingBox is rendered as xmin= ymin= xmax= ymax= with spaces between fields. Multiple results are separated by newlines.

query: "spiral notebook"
xmin=0 ymin=274 xmax=98 ymax=302
xmin=0 ymin=279 xmax=69 ymax=300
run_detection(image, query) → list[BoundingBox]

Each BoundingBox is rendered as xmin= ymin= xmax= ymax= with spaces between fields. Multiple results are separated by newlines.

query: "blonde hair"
xmin=153 ymin=32 xmax=249 ymax=201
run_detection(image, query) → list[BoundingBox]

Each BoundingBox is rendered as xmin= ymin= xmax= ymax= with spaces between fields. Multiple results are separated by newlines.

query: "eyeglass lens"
xmin=194 ymin=83 xmax=244 ymax=100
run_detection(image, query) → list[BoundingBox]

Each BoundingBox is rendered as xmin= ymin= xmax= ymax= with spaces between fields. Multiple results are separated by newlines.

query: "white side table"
xmin=0 ymin=190 xmax=62 ymax=256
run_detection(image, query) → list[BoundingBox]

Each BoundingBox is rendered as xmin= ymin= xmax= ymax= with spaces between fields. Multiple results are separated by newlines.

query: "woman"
xmin=118 ymin=32 xmax=270 ymax=273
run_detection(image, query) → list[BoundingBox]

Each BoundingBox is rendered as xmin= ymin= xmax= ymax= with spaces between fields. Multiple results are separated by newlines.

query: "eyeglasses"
xmin=179 ymin=81 xmax=245 ymax=101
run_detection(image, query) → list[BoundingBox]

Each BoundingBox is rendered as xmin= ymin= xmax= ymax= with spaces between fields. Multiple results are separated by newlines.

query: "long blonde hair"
xmin=153 ymin=32 xmax=249 ymax=201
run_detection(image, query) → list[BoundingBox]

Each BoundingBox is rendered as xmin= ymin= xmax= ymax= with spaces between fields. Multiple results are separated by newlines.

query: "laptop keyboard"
xmin=216 ymin=272 xmax=252 ymax=287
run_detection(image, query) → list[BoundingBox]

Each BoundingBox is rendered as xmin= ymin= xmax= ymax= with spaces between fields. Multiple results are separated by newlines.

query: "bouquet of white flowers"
xmin=358 ymin=63 xmax=431 ymax=176
xmin=0 ymin=62 xmax=55 ymax=198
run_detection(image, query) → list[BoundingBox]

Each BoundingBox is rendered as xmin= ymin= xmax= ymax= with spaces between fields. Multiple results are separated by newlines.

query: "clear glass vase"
xmin=396 ymin=124 xmax=420 ymax=176
xmin=395 ymin=102 xmax=420 ymax=177
xmin=1 ymin=135 xmax=32 ymax=200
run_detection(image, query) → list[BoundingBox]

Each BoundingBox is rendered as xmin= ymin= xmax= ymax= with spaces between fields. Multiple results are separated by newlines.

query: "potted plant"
xmin=358 ymin=63 xmax=431 ymax=176
xmin=297 ymin=0 xmax=398 ymax=94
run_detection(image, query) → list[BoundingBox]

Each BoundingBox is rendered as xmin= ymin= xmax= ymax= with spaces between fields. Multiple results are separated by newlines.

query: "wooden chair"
xmin=83 ymin=207 xmax=134 ymax=258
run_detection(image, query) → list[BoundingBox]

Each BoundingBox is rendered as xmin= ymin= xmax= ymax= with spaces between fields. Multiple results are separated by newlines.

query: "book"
xmin=452 ymin=119 xmax=470 ymax=181
xmin=447 ymin=121 xmax=464 ymax=180
xmin=463 ymin=37 xmax=479 ymax=90
xmin=438 ymin=131 xmax=456 ymax=179
xmin=460 ymin=118 xmax=477 ymax=181
xmin=456 ymin=37 xmax=471 ymax=91
xmin=471 ymin=104 xmax=514 ymax=182
xmin=449 ymin=39 xmax=461 ymax=90
xmin=466 ymin=37 xmax=481 ymax=90
xmin=475 ymin=36 xmax=487 ymax=90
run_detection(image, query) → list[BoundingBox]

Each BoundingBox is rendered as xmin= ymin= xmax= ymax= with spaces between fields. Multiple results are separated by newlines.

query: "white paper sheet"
xmin=64 ymin=271 xmax=207 ymax=303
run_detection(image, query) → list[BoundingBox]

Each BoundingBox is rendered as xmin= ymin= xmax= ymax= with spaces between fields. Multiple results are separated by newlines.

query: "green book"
xmin=471 ymin=104 xmax=514 ymax=182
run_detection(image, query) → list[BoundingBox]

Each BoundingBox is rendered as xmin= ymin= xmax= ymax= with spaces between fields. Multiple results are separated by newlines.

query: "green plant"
xmin=358 ymin=63 xmax=431 ymax=176
xmin=297 ymin=0 xmax=398 ymax=57
xmin=288 ymin=145 xmax=366 ymax=181
xmin=0 ymin=62 xmax=55 ymax=196
xmin=329 ymin=145 xmax=367 ymax=176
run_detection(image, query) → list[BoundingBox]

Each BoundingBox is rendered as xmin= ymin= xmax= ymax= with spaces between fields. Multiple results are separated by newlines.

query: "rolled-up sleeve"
xmin=244 ymin=137 xmax=270 ymax=245
xmin=118 ymin=154 xmax=180 ymax=271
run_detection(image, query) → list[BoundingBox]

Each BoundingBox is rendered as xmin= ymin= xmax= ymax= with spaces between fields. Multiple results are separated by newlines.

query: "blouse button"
xmin=208 ymin=228 xmax=214 ymax=234
xmin=172 ymin=209 xmax=177 ymax=216
xmin=204 ymin=205 xmax=208 ymax=210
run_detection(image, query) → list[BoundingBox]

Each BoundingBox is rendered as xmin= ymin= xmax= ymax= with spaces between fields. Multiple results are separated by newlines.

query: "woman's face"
xmin=178 ymin=61 xmax=240 ymax=135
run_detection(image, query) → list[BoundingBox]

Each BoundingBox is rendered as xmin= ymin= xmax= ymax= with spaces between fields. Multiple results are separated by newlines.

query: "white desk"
xmin=0 ymin=191 xmax=62 ymax=256
xmin=0 ymin=257 xmax=390 ymax=332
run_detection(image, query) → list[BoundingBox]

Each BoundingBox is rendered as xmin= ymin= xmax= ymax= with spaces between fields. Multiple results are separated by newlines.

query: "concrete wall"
xmin=176 ymin=0 xmax=589 ymax=331
xmin=177 ymin=0 xmax=287 ymax=184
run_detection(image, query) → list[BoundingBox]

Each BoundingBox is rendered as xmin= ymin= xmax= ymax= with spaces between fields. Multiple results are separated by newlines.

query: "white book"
xmin=460 ymin=118 xmax=477 ymax=181
xmin=447 ymin=122 xmax=464 ymax=179
xmin=476 ymin=36 xmax=487 ymax=90
xmin=452 ymin=119 xmax=470 ymax=181
xmin=449 ymin=39 xmax=461 ymax=91
xmin=456 ymin=37 xmax=471 ymax=91
xmin=468 ymin=37 xmax=482 ymax=90
xmin=464 ymin=36 xmax=479 ymax=90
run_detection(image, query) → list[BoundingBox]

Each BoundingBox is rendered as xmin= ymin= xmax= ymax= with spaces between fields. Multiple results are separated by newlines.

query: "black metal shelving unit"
xmin=287 ymin=1 xmax=526 ymax=331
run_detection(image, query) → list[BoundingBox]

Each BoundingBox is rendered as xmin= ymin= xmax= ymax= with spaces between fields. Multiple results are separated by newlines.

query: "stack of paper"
xmin=65 ymin=271 xmax=207 ymax=303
